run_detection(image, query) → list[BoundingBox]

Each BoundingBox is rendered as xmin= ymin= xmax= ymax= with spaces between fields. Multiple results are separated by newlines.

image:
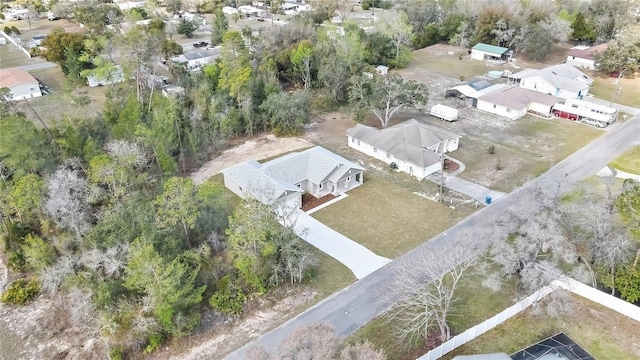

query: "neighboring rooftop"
xmin=510 ymin=333 xmax=595 ymax=360
xmin=0 ymin=68 xmax=38 ymax=88
xmin=509 ymin=64 xmax=594 ymax=92
xmin=567 ymin=43 xmax=609 ymax=60
xmin=347 ymin=119 xmax=460 ymax=167
xmin=478 ymin=85 xmax=561 ymax=109
xmin=472 ymin=43 xmax=510 ymax=55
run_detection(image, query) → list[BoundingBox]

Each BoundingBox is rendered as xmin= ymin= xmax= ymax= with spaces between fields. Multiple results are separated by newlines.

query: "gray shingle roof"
xmin=510 ymin=64 xmax=593 ymax=92
xmin=222 ymin=146 xmax=364 ymax=205
xmin=347 ymin=120 xmax=460 ymax=167
xmin=478 ymin=85 xmax=561 ymax=109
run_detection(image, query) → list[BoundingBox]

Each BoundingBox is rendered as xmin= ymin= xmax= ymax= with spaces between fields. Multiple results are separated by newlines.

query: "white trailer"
xmin=430 ymin=104 xmax=458 ymax=122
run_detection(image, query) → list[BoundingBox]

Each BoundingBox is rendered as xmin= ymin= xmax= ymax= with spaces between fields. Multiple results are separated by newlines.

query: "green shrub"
xmin=209 ymin=275 xmax=246 ymax=315
xmin=109 ymin=346 xmax=125 ymax=360
xmin=488 ymin=145 xmax=496 ymax=155
xmin=1 ymin=278 xmax=41 ymax=305
xmin=11 ymin=26 xmax=20 ymax=35
xmin=143 ymin=333 xmax=164 ymax=354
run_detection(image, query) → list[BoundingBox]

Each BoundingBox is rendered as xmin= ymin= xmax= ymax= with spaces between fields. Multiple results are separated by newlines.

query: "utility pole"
xmin=439 ymin=151 xmax=445 ymax=204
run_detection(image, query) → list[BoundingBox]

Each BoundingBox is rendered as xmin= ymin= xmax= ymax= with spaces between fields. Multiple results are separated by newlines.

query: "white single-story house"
xmin=346 ymin=119 xmax=460 ymax=180
xmin=508 ymin=64 xmax=593 ymax=100
xmin=238 ymin=5 xmax=267 ymax=17
xmin=222 ymin=6 xmax=239 ymax=15
xmin=0 ymin=69 xmax=42 ymax=100
xmin=170 ymin=47 xmax=221 ymax=71
xmin=87 ymin=65 xmax=126 ymax=87
xmin=566 ymin=43 xmax=608 ymax=70
xmin=552 ymin=98 xmax=617 ymax=127
xmin=222 ymin=146 xmax=364 ymax=209
xmin=470 ymin=43 xmax=511 ymax=62
xmin=476 ymin=85 xmax=561 ymax=120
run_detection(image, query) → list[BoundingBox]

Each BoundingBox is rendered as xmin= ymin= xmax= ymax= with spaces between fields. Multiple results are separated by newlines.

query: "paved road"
xmin=291 ymin=210 xmax=391 ymax=280
xmin=5 ymin=61 xmax=57 ymax=71
xmin=225 ymin=114 xmax=640 ymax=359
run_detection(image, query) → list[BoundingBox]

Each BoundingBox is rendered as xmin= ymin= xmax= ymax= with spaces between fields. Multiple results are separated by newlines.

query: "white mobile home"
xmin=470 ymin=43 xmax=510 ymax=62
xmin=566 ymin=43 xmax=608 ymax=70
xmin=476 ymin=85 xmax=560 ymax=120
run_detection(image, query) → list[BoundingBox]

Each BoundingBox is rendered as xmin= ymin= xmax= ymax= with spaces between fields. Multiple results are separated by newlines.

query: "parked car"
xmin=193 ymin=41 xmax=209 ymax=48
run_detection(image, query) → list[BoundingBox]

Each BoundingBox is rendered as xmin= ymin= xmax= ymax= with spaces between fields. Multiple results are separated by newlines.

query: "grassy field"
xmin=443 ymin=292 xmax=640 ymax=359
xmin=609 ymin=145 xmax=640 ymax=175
xmin=17 ymin=67 xmax=108 ymax=127
xmin=311 ymin=175 xmax=469 ymax=259
xmin=588 ymin=73 xmax=640 ymax=108
xmin=432 ymin=116 xmax=603 ymax=193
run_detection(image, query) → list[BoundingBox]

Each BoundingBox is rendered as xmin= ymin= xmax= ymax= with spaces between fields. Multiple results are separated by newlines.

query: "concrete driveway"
xmin=289 ymin=210 xmax=391 ymax=280
xmin=426 ymin=173 xmax=506 ymax=204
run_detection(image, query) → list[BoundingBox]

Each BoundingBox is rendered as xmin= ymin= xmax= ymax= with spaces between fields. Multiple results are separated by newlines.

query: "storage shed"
xmin=470 ymin=43 xmax=510 ymax=62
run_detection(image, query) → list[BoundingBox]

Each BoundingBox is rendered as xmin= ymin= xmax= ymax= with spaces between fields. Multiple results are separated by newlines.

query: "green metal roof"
xmin=472 ymin=43 xmax=509 ymax=55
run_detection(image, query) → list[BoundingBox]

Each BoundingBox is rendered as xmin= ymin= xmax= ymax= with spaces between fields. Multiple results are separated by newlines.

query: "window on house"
xmin=373 ymin=147 xmax=377 ymax=153
xmin=357 ymin=140 xmax=360 ymax=145
xmin=319 ymin=183 xmax=323 ymax=189
xmin=30 ymin=87 xmax=35 ymax=92
xmin=386 ymin=153 xmax=390 ymax=158
xmin=347 ymin=177 xmax=350 ymax=182
xmin=506 ymin=108 xmax=511 ymax=113
xmin=351 ymin=137 xmax=355 ymax=143
xmin=493 ymin=104 xmax=497 ymax=109
xmin=572 ymin=104 xmax=579 ymax=108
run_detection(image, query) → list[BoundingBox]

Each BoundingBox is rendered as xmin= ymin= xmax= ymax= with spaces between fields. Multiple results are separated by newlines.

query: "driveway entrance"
xmin=288 ymin=210 xmax=391 ymax=279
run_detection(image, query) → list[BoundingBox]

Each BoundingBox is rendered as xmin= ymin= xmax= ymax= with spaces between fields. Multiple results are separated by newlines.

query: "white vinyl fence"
xmin=0 ymin=30 xmax=31 ymax=57
xmin=417 ymin=285 xmax=554 ymax=360
xmin=417 ymin=277 xmax=640 ymax=360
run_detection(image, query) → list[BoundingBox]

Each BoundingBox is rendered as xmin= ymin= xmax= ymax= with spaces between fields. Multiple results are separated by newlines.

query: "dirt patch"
xmin=154 ymin=287 xmax=318 ymax=360
xmin=301 ymin=193 xmax=337 ymax=212
xmin=190 ymin=134 xmax=314 ymax=184
xmin=0 ymin=295 xmax=104 ymax=360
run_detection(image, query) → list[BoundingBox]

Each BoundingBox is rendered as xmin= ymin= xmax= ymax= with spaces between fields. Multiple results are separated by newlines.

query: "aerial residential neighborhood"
xmin=1 ymin=0 xmax=640 ymax=360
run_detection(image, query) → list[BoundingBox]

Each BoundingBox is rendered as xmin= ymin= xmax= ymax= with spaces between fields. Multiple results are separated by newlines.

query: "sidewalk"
xmin=287 ymin=211 xmax=391 ymax=280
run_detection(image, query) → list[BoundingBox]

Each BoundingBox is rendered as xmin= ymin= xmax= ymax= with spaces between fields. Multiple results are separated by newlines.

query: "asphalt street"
xmin=224 ymin=114 xmax=640 ymax=359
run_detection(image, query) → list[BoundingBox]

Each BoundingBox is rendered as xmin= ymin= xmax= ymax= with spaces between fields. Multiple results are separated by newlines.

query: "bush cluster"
xmin=1 ymin=278 xmax=41 ymax=305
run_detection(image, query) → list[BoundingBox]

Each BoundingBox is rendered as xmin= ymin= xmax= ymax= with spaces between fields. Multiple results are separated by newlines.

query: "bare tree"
xmin=490 ymin=18 xmax=515 ymax=47
xmin=334 ymin=0 xmax=353 ymax=23
xmin=386 ymin=246 xmax=478 ymax=344
xmin=44 ymin=165 xmax=91 ymax=239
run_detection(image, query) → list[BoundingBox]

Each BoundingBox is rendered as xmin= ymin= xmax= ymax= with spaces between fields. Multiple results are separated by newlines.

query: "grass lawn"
xmin=17 ymin=67 xmax=108 ymax=127
xmin=609 ymin=145 xmax=640 ymax=175
xmin=504 ymin=117 xmax=603 ymax=162
xmin=588 ymin=73 xmax=640 ymax=108
xmin=443 ymin=292 xmax=640 ymax=360
xmin=311 ymin=175 xmax=469 ymax=259
xmin=0 ymin=41 xmax=32 ymax=68
xmin=453 ymin=116 xmax=603 ymax=192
